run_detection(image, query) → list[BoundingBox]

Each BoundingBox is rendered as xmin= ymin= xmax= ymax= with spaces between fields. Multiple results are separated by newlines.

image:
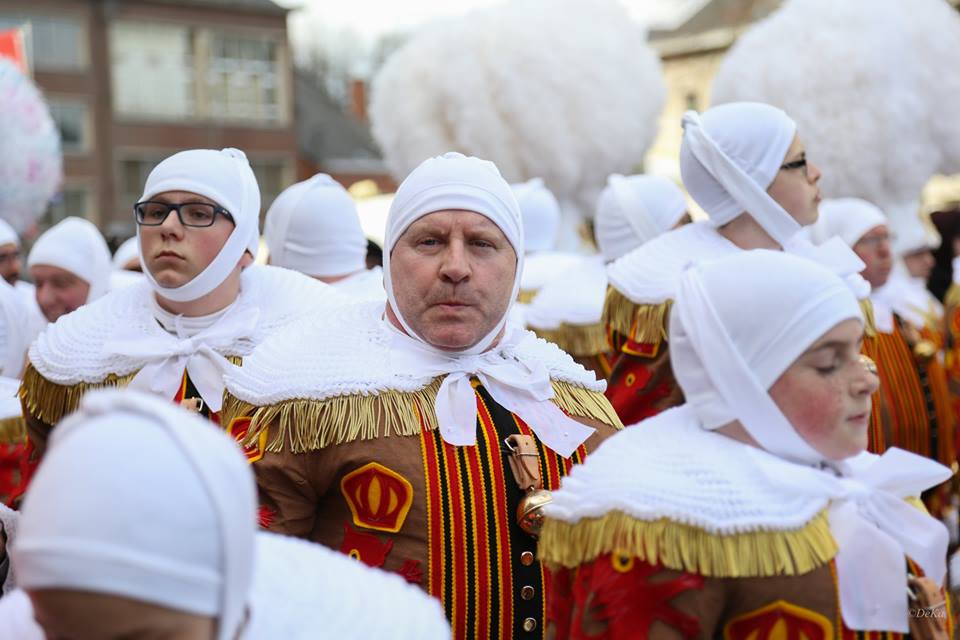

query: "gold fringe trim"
xmin=534 ymin=322 xmax=610 ymax=357
xmin=602 ymin=286 xmax=671 ymax=345
xmin=19 ymin=363 xmax=138 ymax=426
xmin=538 ymin=509 xmax=838 ymax=578
xmin=859 ymin=298 xmax=877 ymax=338
xmin=19 ymin=356 xmax=243 ymax=425
xmin=221 ymin=378 xmax=623 ymax=454
xmin=0 ymin=415 xmax=25 ymax=445
xmin=517 ymin=289 xmax=538 ymax=305
xmin=946 ymin=283 xmax=960 ymax=310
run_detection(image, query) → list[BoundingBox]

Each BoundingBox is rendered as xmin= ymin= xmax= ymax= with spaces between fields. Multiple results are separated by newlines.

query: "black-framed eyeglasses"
xmin=134 ymin=201 xmax=234 ymax=228
xmin=779 ymin=157 xmax=808 ymax=177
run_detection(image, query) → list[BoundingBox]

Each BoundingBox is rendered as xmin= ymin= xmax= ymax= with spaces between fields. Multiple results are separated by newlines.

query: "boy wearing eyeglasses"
xmin=17 ymin=148 xmax=344 ymax=476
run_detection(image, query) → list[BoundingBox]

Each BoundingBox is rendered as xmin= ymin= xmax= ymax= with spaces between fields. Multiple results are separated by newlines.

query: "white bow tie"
xmin=104 ymin=307 xmax=259 ymax=413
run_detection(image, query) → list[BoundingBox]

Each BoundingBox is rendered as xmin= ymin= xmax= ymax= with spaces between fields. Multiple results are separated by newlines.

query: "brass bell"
xmin=913 ymin=339 xmax=938 ymax=363
xmin=516 ymin=488 xmax=553 ymax=538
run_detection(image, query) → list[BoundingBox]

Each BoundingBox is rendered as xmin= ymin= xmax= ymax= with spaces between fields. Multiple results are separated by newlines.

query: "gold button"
xmin=520 ymin=551 xmax=534 ymax=566
xmin=523 ymin=617 xmax=537 ymax=632
xmin=521 ymin=585 xmax=535 ymax=600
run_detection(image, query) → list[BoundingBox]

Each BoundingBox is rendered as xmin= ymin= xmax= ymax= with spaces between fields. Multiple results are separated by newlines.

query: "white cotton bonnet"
xmin=263 ymin=174 xmax=367 ymax=278
xmin=595 ymin=174 xmax=687 ymax=262
xmin=12 ymin=389 xmax=256 ymax=640
xmin=26 ymin=216 xmax=111 ymax=302
xmin=511 ymin=178 xmax=559 ymax=253
xmin=137 ymin=148 xmax=261 ymax=302
xmin=383 ymin=152 xmax=523 ymax=355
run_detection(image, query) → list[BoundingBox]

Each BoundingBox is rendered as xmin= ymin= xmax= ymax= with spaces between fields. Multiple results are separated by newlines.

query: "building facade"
xmin=0 ymin=0 xmax=296 ymax=240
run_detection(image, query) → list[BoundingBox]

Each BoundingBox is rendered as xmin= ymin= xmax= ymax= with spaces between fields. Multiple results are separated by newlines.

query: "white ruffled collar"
xmin=606 ymin=222 xmax=737 ymax=304
xmin=525 ymin=255 xmax=607 ymax=330
xmin=29 ymin=265 xmax=343 ymax=385
xmin=225 ymin=299 xmax=604 ymax=407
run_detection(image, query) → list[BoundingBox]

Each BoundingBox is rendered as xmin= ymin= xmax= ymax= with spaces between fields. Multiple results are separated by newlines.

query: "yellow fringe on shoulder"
xmin=19 ymin=363 xmax=138 ymax=426
xmin=518 ymin=289 xmax=538 ymax=305
xmin=0 ymin=415 xmax=25 ymax=445
xmin=534 ymin=323 xmax=610 ymax=357
xmin=20 ymin=356 xmax=243 ymax=425
xmin=859 ymin=298 xmax=877 ymax=338
xmin=602 ymin=286 xmax=671 ymax=345
xmin=221 ymin=378 xmax=622 ymax=454
xmin=538 ymin=509 xmax=837 ymax=578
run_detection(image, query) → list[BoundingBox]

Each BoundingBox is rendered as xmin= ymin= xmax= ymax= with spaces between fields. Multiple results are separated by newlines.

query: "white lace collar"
xmin=29 ymin=265 xmax=344 ymax=385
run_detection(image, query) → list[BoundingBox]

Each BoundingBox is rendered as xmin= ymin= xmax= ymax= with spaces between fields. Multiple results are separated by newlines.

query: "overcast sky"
xmin=274 ymin=0 xmax=710 ymax=42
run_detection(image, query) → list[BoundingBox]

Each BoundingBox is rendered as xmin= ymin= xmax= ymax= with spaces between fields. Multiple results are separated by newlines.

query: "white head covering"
xmin=382 ymin=152 xmax=595 ymax=456
xmin=511 ymin=178 xmax=560 ymax=253
xmin=0 ymin=219 xmax=20 ymax=247
xmin=12 ymin=389 xmax=256 ymax=640
xmin=111 ymin=236 xmax=140 ymax=271
xmin=138 ymin=148 xmax=260 ymax=303
xmin=808 ymin=198 xmax=888 ymax=248
xmin=384 ymin=152 xmax=523 ymax=355
xmin=264 ymin=174 xmax=367 ymax=278
xmin=0 ymin=279 xmax=29 ymax=377
xmin=679 ymin=103 xmax=868 ymax=296
xmin=889 ymin=210 xmax=941 ymax=256
xmin=27 ymin=217 xmax=111 ymax=302
xmin=669 ymin=249 xmax=949 ymax=632
xmin=595 ymin=174 xmax=687 ymax=262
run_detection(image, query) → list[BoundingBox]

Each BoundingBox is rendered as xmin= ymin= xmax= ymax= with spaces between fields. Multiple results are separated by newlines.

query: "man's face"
xmin=0 ymin=242 xmax=21 ymax=285
xmin=766 ymin=134 xmax=822 ymax=227
xmin=768 ymin=318 xmax=877 ymax=460
xmin=29 ymin=589 xmax=216 ymax=640
xmin=30 ymin=264 xmax=90 ymax=322
xmin=853 ymin=225 xmax=893 ymax=289
xmin=389 ymin=210 xmax=517 ymax=351
xmin=138 ymin=191 xmax=235 ymax=288
xmin=903 ymin=248 xmax=935 ymax=280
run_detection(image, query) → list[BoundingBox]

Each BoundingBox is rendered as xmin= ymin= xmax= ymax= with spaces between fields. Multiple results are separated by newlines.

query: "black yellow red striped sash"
xmin=873 ymin=326 xmax=930 ymax=458
xmin=419 ymin=382 xmax=586 ymax=639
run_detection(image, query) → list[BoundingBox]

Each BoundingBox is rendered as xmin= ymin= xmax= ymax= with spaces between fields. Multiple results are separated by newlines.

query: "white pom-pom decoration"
xmin=0 ymin=59 xmax=62 ymax=233
xmin=369 ymin=0 xmax=665 ymax=242
xmin=711 ymin=0 xmax=960 ymax=226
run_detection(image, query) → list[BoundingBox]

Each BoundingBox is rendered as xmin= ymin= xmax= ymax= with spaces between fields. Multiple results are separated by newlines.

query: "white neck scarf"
xmin=0 ymin=279 xmax=28 ymax=377
xmin=382 ymin=152 xmax=593 ymax=453
xmin=103 ymin=298 xmax=258 ymax=412
xmin=671 ymin=250 xmax=948 ymax=632
xmin=681 ymin=106 xmax=869 ymax=298
xmin=387 ymin=322 xmax=594 ymax=457
xmin=137 ymin=148 xmax=260 ymax=303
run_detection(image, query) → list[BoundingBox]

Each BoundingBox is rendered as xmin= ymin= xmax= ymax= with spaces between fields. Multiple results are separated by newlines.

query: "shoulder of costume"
xmin=526 ymin=256 xmax=609 ymax=357
xmin=538 ymin=406 xmax=838 ymax=579
xmin=21 ymin=265 xmax=343 ymax=425
xmin=603 ymin=222 xmax=737 ymax=345
xmin=222 ymin=301 xmax=620 ymax=453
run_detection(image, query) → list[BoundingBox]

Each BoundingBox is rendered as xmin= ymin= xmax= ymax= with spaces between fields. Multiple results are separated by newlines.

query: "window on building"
xmin=44 ymin=186 xmax=91 ymax=227
xmin=110 ymin=22 xmax=193 ymax=119
xmin=0 ymin=14 xmax=87 ymax=71
xmin=207 ymin=34 xmax=282 ymax=123
xmin=109 ymin=22 xmax=286 ymax=124
xmin=48 ymin=99 xmax=90 ymax=153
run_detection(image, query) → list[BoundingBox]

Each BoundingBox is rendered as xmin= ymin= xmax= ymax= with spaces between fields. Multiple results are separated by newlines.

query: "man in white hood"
xmin=26 ymin=217 xmax=111 ymax=324
xmin=19 ymin=148 xmax=343 ymax=470
xmin=222 ymin=153 xmax=622 ymax=639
